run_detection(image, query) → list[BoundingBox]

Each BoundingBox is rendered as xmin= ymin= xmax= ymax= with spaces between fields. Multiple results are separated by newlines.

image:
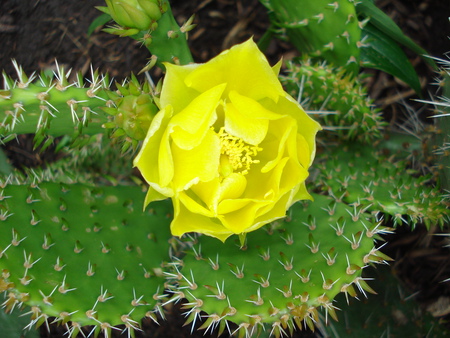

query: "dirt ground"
xmin=0 ymin=0 xmax=450 ymax=337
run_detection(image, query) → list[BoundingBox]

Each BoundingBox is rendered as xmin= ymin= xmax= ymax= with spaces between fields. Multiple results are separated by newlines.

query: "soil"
xmin=0 ymin=0 xmax=450 ymax=337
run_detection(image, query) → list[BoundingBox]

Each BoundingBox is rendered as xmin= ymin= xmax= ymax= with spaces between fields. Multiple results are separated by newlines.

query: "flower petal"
xmin=171 ymin=197 xmax=232 ymax=242
xmin=170 ymin=84 xmax=225 ymax=150
xmin=160 ymin=63 xmax=200 ymax=112
xmin=172 ymin=128 xmax=221 ymax=190
xmin=133 ymin=105 xmax=173 ymax=185
xmin=185 ymin=39 xmax=285 ymax=102
xmin=224 ymin=91 xmax=282 ymax=145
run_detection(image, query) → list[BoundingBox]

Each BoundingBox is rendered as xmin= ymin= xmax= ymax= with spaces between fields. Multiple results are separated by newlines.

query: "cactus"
xmin=0 ymin=1 xmax=448 ymax=337
xmin=280 ymin=60 xmax=386 ymax=143
xmin=169 ymin=193 xmax=391 ymax=337
xmin=429 ymin=56 xmax=450 ymax=191
xmin=0 ymin=62 xmax=159 ymax=152
xmin=260 ymin=0 xmax=361 ymax=74
xmin=0 ymin=176 xmax=174 ymax=337
xmin=315 ymin=142 xmax=450 ymax=228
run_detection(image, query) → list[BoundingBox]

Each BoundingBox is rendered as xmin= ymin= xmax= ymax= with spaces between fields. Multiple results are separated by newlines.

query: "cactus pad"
xmin=169 ymin=194 xmax=390 ymax=337
xmin=261 ymin=0 xmax=362 ymax=74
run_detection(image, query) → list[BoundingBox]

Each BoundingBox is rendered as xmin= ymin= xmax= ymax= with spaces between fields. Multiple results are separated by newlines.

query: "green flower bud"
xmin=104 ymin=0 xmax=164 ymax=31
xmin=114 ymin=93 xmax=158 ymax=140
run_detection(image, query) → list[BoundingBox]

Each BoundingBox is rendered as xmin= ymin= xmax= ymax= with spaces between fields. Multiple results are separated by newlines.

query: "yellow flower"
xmin=134 ymin=39 xmax=321 ymax=241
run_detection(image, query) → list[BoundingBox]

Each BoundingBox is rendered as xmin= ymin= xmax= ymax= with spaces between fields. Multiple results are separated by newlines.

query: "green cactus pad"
xmin=261 ymin=0 xmax=361 ymax=74
xmin=281 ymin=60 xmax=386 ymax=143
xmin=169 ymin=194 xmax=390 ymax=337
xmin=0 ymin=181 xmax=173 ymax=337
xmin=316 ymin=143 xmax=450 ymax=228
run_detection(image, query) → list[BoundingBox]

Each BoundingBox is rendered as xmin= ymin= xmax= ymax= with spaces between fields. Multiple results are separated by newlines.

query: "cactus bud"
xmin=101 ymin=0 xmax=165 ymax=31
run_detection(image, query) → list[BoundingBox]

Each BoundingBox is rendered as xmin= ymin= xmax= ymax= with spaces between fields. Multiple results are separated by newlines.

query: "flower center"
xmin=218 ymin=127 xmax=262 ymax=176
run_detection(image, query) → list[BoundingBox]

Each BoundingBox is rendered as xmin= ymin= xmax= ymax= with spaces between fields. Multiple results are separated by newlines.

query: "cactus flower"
xmin=134 ymin=39 xmax=321 ymax=241
xmin=102 ymin=0 xmax=163 ymax=31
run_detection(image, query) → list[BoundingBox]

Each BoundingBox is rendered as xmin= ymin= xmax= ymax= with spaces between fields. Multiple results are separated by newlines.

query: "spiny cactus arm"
xmin=0 ymin=178 xmax=174 ymax=337
xmin=316 ymin=142 xmax=450 ymax=228
xmin=280 ymin=60 xmax=386 ymax=143
xmin=260 ymin=0 xmax=361 ymax=75
xmin=0 ymin=62 xmax=159 ymax=151
xmin=168 ymin=194 xmax=391 ymax=337
xmin=0 ymin=62 xmax=110 ymax=145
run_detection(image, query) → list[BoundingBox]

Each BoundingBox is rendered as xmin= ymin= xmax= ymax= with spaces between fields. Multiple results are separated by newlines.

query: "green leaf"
xmin=356 ymin=0 xmax=436 ymax=69
xmin=360 ymin=23 xmax=422 ymax=94
xmin=87 ymin=13 xmax=112 ymax=36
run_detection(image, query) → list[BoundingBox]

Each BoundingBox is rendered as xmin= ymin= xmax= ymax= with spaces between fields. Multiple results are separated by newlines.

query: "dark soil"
xmin=1 ymin=0 xmax=450 ymax=337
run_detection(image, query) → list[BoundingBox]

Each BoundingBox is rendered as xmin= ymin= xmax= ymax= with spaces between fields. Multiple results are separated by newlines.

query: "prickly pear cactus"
xmin=169 ymin=194 xmax=391 ymax=337
xmin=281 ymin=60 xmax=386 ymax=143
xmin=316 ymin=142 xmax=450 ymax=228
xmin=0 ymin=177 xmax=173 ymax=337
xmin=260 ymin=0 xmax=361 ymax=74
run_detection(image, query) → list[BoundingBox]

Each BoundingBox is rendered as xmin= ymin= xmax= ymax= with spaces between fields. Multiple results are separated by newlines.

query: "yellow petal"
xmin=143 ymin=185 xmax=169 ymax=208
xmin=291 ymin=181 xmax=313 ymax=203
xmin=224 ymin=91 xmax=282 ymax=145
xmin=133 ymin=106 xmax=173 ymax=184
xmin=219 ymin=200 xmax=270 ymax=234
xmin=170 ymin=84 xmax=225 ymax=150
xmin=262 ymin=95 xmax=321 ymax=164
xmin=172 ymin=128 xmax=221 ymax=190
xmin=178 ymin=191 xmax=215 ymax=218
xmin=296 ymin=133 xmax=311 ymax=168
xmin=217 ymin=198 xmax=252 ymax=214
xmin=171 ymin=198 xmax=232 ymax=242
xmin=158 ymin=127 xmax=174 ymax=187
xmin=160 ymin=63 xmax=200 ymax=113
xmin=217 ymin=173 xmax=247 ymax=201
xmin=246 ymin=192 xmax=292 ymax=233
xmin=185 ymin=39 xmax=285 ymax=102
xmin=260 ymin=116 xmax=297 ymax=173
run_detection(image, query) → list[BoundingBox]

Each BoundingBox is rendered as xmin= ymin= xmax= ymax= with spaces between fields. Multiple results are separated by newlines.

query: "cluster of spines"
xmin=280 ymin=59 xmax=386 ymax=143
xmin=315 ymin=142 xmax=450 ymax=228
xmin=167 ymin=194 xmax=391 ymax=337
xmin=261 ymin=0 xmax=362 ymax=74
xmin=0 ymin=179 xmax=174 ymax=337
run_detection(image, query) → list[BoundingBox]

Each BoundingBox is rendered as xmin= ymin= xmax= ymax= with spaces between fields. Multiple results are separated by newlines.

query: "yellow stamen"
xmin=218 ymin=127 xmax=262 ymax=176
